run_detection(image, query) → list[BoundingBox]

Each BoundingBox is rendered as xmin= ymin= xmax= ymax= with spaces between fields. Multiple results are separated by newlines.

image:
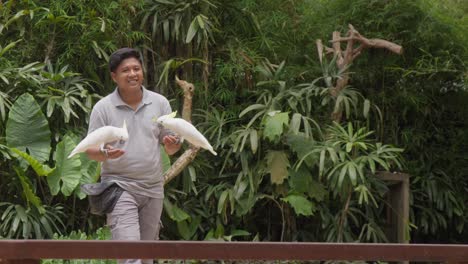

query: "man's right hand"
xmin=86 ymin=145 xmax=125 ymax=162
xmin=104 ymin=145 xmax=125 ymax=159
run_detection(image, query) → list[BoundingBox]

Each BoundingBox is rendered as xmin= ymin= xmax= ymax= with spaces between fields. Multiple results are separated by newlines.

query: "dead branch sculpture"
xmin=317 ymin=24 xmax=403 ymax=122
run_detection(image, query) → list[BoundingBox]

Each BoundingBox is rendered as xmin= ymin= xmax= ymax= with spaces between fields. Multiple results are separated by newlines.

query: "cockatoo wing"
xmin=68 ymin=126 xmax=120 ymax=158
xmin=163 ymin=118 xmax=217 ymax=156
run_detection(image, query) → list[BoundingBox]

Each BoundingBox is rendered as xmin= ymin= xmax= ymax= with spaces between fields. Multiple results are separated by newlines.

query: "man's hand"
xmin=85 ymin=144 xmax=124 ymax=162
xmin=104 ymin=145 xmax=125 ymax=159
xmin=163 ymin=135 xmax=181 ymax=155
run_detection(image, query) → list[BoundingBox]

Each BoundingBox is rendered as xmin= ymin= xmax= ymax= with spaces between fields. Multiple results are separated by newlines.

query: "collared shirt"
xmin=87 ymin=86 xmax=172 ymax=198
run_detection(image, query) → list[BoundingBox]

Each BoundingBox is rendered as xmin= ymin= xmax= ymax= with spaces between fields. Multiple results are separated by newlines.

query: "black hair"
xmin=108 ymin=48 xmax=142 ymax=72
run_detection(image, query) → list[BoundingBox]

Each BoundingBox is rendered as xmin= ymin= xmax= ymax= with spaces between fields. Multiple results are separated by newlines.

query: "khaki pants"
xmin=107 ymin=191 xmax=163 ymax=264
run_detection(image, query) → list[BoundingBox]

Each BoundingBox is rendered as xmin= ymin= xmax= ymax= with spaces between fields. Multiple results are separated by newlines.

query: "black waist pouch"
xmin=81 ymin=181 xmax=124 ymax=215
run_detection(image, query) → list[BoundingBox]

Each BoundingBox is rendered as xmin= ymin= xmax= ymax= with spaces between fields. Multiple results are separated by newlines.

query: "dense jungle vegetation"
xmin=0 ymin=0 xmax=466 ymax=246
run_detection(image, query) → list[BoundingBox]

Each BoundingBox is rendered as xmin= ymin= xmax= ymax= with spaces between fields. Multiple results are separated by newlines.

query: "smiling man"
xmin=85 ymin=48 xmax=181 ymax=264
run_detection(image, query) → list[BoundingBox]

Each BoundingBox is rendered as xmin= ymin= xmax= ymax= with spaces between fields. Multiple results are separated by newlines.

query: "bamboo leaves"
xmin=186 ymin=15 xmax=213 ymax=45
xmin=289 ymin=122 xmax=403 ymax=191
xmin=37 ymin=62 xmax=97 ymax=124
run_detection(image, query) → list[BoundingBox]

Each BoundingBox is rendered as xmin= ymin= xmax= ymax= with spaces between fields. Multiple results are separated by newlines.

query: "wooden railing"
xmin=0 ymin=240 xmax=467 ymax=263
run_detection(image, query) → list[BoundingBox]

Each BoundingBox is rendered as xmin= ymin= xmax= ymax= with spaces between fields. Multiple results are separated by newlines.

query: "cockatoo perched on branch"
xmin=155 ymin=112 xmax=217 ymax=156
xmin=67 ymin=121 xmax=129 ymax=159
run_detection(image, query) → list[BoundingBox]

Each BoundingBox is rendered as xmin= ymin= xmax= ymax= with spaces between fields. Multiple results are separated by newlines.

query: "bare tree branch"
xmin=175 ymin=75 xmax=195 ymax=122
xmin=164 ymin=147 xmax=200 ymax=184
xmin=316 ymin=24 xmax=403 ymax=122
xmin=332 ymin=31 xmax=345 ymax=68
xmin=330 ymin=24 xmax=403 ymax=55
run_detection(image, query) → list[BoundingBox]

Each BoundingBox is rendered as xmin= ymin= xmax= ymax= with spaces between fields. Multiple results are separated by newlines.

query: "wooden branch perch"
xmin=175 ymin=75 xmax=195 ymax=122
xmin=316 ymin=39 xmax=324 ymax=64
xmin=163 ymin=76 xmax=200 ymax=185
xmin=163 ymin=147 xmax=200 ymax=184
xmin=332 ymin=31 xmax=345 ymax=67
xmin=329 ymin=24 xmax=403 ymax=56
xmin=316 ymin=24 xmax=403 ymax=122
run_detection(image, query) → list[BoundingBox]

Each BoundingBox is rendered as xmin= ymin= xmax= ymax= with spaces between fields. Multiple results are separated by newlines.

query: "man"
xmin=86 ymin=48 xmax=181 ymax=264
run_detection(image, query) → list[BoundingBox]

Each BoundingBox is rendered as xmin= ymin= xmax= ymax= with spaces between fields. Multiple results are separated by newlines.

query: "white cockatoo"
xmin=67 ymin=121 xmax=129 ymax=159
xmin=155 ymin=112 xmax=217 ymax=156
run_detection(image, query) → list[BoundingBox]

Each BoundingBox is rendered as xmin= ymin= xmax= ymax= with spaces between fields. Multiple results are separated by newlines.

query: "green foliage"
xmin=48 ymin=135 xmax=82 ymax=196
xmin=0 ymin=202 xmax=65 ymax=239
xmin=186 ymin=14 xmax=215 ymax=46
xmin=1 ymin=92 xmax=99 ymax=237
xmin=42 ymin=227 xmax=115 ymax=264
xmin=10 ymin=148 xmax=54 ymax=177
xmin=14 ymin=166 xmax=46 ymax=214
xmin=157 ymin=57 xmax=207 ymax=87
xmin=281 ymin=194 xmax=315 ymax=217
xmin=0 ymin=0 xmax=466 ymax=244
xmin=287 ymin=122 xmax=402 ymax=241
xmin=140 ymin=0 xmax=218 ymax=44
xmin=37 ymin=61 xmax=100 ymax=124
xmin=266 ymin=150 xmax=290 ymax=185
xmin=263 ymin=111 xmax=289 ymax=143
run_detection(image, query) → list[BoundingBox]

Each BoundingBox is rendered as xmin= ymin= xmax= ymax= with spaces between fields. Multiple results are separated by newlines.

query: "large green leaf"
xmin=263 ymin=112 xmax=289 ymax=142
xmin=266 ymin=150 xmax=290 ymax=185
xmin=6 ymin=93 xmax=51 ymax=162
xmin=281 ymin=194 xmax=315 ymax=216
xmin=74 ymin=154 xmax=100 ymax=199
xmin=288 ymin=167 xmax=327 ymax=202
xmin=10 ymin=148 xmax=55 ymax=177
xmin=47 ymin=135 xmax=82 ymax=196
xmin=288 ymin=166 xmax=312 ymax=194
xmin=67 ymin=133 xmax=100 ymax=199
xmin=286 ymin=134 xmax=319 ymax=167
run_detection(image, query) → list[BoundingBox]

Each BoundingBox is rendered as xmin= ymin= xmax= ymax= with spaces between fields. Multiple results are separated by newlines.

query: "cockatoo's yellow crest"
xmin=152 ymin=111 xmax=177 ymax=122
xmin=167 ymin=111 xmax=177 ymax=118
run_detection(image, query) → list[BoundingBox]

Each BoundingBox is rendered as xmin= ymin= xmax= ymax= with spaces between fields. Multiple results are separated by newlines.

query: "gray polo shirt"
xmin=88 ymin=87 xmax=171 ymax=199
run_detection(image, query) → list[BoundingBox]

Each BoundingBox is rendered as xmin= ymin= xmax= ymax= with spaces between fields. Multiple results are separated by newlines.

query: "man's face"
xmin=111 ymin=57 xmax=144 ymax=92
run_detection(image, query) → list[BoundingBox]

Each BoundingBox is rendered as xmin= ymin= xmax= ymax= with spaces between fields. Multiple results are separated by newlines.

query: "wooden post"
xmin=376 ymin=171 xmax=410 ymax=244
xmin=376 ymin=171 xmax=410 ymax=264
